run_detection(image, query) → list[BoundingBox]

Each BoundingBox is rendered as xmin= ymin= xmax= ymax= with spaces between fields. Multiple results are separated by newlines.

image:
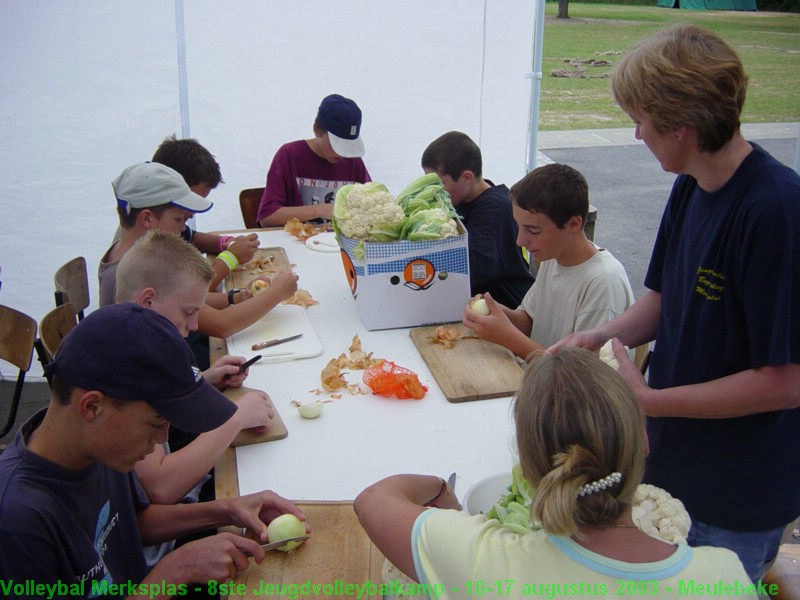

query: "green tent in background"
xmin=657 ymin=0 xmax=756 ymax=9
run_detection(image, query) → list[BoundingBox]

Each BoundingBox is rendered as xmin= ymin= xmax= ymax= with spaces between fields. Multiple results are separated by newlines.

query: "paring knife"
xmin=238 ymin=354 xmax=262 ymax=374
xmin=251 ymin=333 xmax=303 ymax=351
xmin=246 ymin=535 xmax=310 ymax=556
xmin=260 ymin=535 xmax=310 ymax=551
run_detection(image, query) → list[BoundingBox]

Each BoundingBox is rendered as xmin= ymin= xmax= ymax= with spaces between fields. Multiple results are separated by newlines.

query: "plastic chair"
xmin=239 ymin=187 xmax=265 ymax=229
xmin=34 ymin=303 xmax=78 ymax=386
xmin=0 ymin=305 xmax=37 ymax=438
xmin=54 ymin=257 xmax=90 ymax=320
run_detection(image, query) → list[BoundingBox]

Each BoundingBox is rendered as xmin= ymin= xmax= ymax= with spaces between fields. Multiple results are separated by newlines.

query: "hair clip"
xmin=577 ymin=472 xmax=622 ymax=497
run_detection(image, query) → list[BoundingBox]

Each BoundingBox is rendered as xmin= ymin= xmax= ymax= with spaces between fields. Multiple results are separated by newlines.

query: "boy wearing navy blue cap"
xmin=0 ymin=303 xmax=307 ymax=595
xmin=256 ymin=93 xmax=372 ymax=227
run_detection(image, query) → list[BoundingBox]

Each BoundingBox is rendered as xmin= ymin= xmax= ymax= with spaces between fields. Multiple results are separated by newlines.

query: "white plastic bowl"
xmin=462 ymin=472 xmax=512 ymax=516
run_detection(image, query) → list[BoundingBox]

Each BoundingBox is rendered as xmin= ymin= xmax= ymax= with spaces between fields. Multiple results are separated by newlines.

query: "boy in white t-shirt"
xmin=463 ymin=163 xmax=633 ymax=361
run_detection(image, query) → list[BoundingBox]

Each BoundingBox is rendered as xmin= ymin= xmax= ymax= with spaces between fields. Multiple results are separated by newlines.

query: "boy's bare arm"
xmin=192 ymin=231 xmax=260 ymax=291
xmin=463 ymin=293 xmax=539 ymax=359
xmin=196 ymin=272 xmax=299 ymax=339
xmin=259 ymin=204 xmax=332 ymax=227
xmin=134 ymin=391 xmax=274 ymax=505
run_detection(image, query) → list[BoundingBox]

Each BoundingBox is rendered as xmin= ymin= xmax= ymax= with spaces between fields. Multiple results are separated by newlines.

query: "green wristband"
xmin=218 ymin=250 xmax=239 ymax=272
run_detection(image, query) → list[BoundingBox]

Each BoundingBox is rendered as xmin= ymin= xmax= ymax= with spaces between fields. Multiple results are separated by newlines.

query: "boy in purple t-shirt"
xmin=257 ymin=94 xmax=371 ymax=227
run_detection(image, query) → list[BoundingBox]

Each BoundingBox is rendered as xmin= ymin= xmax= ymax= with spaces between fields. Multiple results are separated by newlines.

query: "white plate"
xmin=305 ymin=232 xmax=339 ymax=253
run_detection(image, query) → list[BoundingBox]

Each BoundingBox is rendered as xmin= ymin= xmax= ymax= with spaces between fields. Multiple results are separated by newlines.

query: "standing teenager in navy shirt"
xmin=550 ymin=24 xmax=800 ymax=581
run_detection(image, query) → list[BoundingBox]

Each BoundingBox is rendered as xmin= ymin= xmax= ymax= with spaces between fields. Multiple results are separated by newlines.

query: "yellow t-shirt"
xmin=410 ymin=510 xmax=756 ymax=600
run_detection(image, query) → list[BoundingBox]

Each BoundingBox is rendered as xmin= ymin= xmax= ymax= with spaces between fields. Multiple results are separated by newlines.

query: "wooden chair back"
xmin=239 ymin=187 xmax=265 ymax=229
xmin=54 ymin=257 xmax=90 ymax=320
xmin=34 ymin=304 xmax=78 ymax=385
xmin=634 ymin=343 xmax=652 ymax=375
xmin=0 ymin=304 xmax=37 ymax=437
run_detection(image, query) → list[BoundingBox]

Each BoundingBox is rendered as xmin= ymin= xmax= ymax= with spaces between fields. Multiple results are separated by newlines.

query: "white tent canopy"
xmin=0 ymin=1 xmax=537 ymax=377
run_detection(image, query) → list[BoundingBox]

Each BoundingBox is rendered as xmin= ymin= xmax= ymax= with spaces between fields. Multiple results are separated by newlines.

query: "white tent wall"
xmin=0 ymin=0 xmax=535 ymax=379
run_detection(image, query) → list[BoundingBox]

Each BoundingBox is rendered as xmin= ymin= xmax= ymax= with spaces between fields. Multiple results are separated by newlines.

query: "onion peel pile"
xmin=319 ymin=335 xmax=382 ymax=392
xmin=429 ymin=325 xmax=478 ymax=349
xmin=321 ymin=356 xmax=349 ymax=392
xmin=430 ymin=326 xmax=461 ymax=349
xmin=238 ymin=253 xmax=278 ymax=276
xmin=282 ymin=289 xmax=319 ymax=308
xmin=284 ymin=218 xmax=328 ymax=242
xmin=346 ymin=334 xmax=381 ymax=369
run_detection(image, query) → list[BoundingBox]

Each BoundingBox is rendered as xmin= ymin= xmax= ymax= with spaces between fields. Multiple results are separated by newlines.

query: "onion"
xmin=291 ymin=399 xmax=324 ymax=419
xmin=266 ymin=514 xmax=306 ymax=552
xmin=469 ymin=297 xmax=490 ymax=316
xmin=250 ymin=279 xmax=270 ymax=296
xmin=296 ymin=401 xmax=324 ymax=419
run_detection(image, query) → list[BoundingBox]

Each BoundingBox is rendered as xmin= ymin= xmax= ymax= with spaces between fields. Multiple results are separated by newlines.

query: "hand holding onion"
xmin=468 ymin=295 xmax=490 ymax=316
xmin=267 ymin=514 xmax=308 ymax=551
xmin=228 ymin=490 xmax=309 ymax=545
xmin=250 ymin=278 xmax=270 ymax=296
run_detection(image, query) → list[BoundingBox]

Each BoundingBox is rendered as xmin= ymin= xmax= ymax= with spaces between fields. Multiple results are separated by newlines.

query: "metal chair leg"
xmin=0 ymin=369 xmax=26 ymax=438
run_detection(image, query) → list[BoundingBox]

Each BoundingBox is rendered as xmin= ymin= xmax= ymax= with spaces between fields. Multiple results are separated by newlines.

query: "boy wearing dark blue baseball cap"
xmin=0 ymin=303 xmax=307 ymax=593
xmin=257 ymin=93 xmax=372 ymax=227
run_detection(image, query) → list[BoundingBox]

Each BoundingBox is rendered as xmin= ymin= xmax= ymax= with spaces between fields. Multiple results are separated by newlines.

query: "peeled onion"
xmin=266 ymin=514 xmax=306 ymax=552
xmin=296 ymin=401 xmax=324 ymax=419
xmin=469 ymin=298 xmax=490 ymax=316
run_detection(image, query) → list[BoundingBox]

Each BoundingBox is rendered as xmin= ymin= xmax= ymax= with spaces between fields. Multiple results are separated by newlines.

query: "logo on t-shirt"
xmin=694 ymin=267 xmax=724 ymax=302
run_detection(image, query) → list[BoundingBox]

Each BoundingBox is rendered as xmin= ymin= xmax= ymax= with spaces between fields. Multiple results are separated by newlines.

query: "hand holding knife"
xmin=423 ymin=472 xmax=458 ymax=508
xmin=238 ymin=354 xmax=262 ymax=374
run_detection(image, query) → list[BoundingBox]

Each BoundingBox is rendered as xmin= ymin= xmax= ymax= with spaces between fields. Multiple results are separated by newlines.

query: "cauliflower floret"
xmin=631 ymin=483 xmax=692 ymax=544
xmin=334 ymin=183 xmax=405 ymax=241
xmin=599 ymin=339 xmax=619 ymax=370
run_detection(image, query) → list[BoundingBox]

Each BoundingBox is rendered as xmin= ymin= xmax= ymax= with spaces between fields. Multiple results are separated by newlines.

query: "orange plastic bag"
xmin=362 ymin=360 xmax=427 ymax=400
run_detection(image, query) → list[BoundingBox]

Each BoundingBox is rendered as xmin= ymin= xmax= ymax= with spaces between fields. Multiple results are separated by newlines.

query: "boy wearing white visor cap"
xmin=257 ymin=93 xmax=372 ymax=227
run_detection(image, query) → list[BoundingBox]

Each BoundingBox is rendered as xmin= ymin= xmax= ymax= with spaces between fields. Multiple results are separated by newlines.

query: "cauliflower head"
xmin=487 ymin=465 xmax=692 ymax=545
xmin=404 ymin=207 xmax=460 ymax=241
xmin=333 ymin=182 xmax=405 ymax=241
xmin=631 ymin=483 xmax=692 ymax=544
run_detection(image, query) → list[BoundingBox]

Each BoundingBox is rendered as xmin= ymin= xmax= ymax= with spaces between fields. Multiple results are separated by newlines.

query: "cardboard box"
xmin=337 ymin=225 xmax=470 ymax=330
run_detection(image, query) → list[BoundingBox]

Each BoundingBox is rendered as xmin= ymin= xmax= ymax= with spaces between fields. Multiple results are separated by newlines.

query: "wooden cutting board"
xmin=227 ymin=247 xmax=293 ymax=290
xmin=225 ymin=385 xmax=289 ymax=447
xmin=227 ymin=503 xmax=385 ymax=600
xmin=410 ymin=324 xmax=523 ymax=403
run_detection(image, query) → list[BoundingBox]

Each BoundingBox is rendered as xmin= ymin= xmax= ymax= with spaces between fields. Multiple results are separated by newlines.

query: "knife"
xmin=447 ymin=471 xmax=457 ymax=492
xmin=246 ymin=535 xmax=310 ymax=556
xmin=251 ymin=333 xmax=303 ymax=351
xmin=260 ymin=535 xmax=310 ymax=551
xmin=238 ymin=354 xmax=262 ymax=374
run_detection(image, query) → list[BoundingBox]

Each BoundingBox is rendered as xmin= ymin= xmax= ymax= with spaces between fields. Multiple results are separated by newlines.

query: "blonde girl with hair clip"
xmin=355 ymin=349 xmax=755 ymax=599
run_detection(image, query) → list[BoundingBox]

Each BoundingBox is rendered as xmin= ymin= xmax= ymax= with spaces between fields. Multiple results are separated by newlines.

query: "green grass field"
xmin=538 ymin=3 xmax=800 ymax=129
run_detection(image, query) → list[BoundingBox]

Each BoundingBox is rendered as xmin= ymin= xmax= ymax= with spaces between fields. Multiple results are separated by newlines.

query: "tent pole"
xmin=526 ymin=0 xmax=546 ymax=174
xmin=175 ymin=0 xmax=191 ymax=138
xmin=794 ymin=125 xmax=800 ymax=175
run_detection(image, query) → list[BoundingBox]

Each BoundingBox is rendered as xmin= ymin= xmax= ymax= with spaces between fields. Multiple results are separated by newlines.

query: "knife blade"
xmin=447 ymin=472 xmax=457 ymax=491
xmin=251 ymin=333 xmax=303 ymax=351
xmin=260 ymin=535 xmax=310 ymax=552
xmin=246 ymin=535 xmax=310 ymax=556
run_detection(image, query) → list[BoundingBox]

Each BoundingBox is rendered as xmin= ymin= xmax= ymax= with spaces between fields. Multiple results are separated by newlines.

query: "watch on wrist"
xmin=227 ymin=288 xmax=241 ymax=305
